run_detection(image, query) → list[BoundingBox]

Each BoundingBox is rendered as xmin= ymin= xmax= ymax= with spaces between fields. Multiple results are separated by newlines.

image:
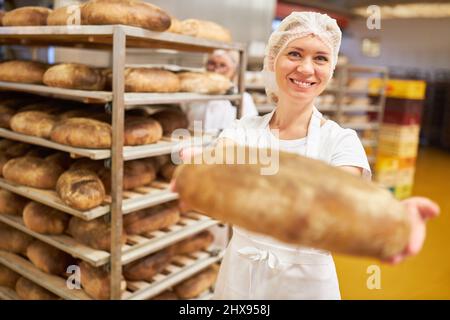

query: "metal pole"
xmin=110 ymin=26 xmax=126 ymax=300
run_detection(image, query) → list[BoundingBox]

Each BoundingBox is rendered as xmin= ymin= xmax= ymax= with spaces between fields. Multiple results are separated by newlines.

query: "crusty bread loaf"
xmin=123 ymin=247 xmax=173 ymax=281
xmin=26 ymin=240 xmax=75 ymax=276
xmin=0 ymin=60 xmax=48 ymax=84
xmin=23 ymin=201 xmax=69 ymax=235
xmin=178 ymin=72 xmax=232 ymax=95
xmin=124 ymin=117 xmax=163 ymax=146
xmin=0 ymin=264 xmax=20 ymax=289
xmin=124 ymin=202 xmax=180 ymax=235
xmin=16 ymin=277 xmax=59 ymax=300
xmin=79 ymin=261 xmax=126 ymax=300
xmin=124 ymin=68 xmax=180 ymax=93
xmin=99 ymin=159 xmax=157 ymax=193
xmin=69 ymin=158 xmax=104 ymax=172
xmin=45 ymin=152 xmax=74 ymax=170
xmin=152 ymin=290 xmax=178 ymax=300
xmin=2 ymin=156 xmax=63 ymax=189
xmin=2 ymin=7 xmax=52 ymax=26
xmin=68 ymin=216 xmax=127 ymax=252
xmin=50 ymin=118 xmax=112 ymax=149
xmin=173 ymin=230 xmax=214 ymax=255
xmin=174 ymin=264 xmax=219 ymax=299
xmin=159 ymin=162 xmax=177 ymax=181
xmin=175 ymin=146 xmax=412 ymax=260
xmin=179 ymin=19 xmax=232 ymax=42
xmin=151 ymin=109 xmax=188 ymax=135
xmin=56 ymin=169 xmax=105 ymax=211
xmin=0 ymin=189 xmax=28 ymax=216
xmin=0 ymin=223 xmax=33 ymax=254
xmin=10 ymin=111 xmax=58 ymax=138
xmin=47 ymin=4 xmax=82 ymax=26
xmin=81 ymin=0 xmax=171 ymax=31
xmin=43 ymin=64 xmax=106 ymax=91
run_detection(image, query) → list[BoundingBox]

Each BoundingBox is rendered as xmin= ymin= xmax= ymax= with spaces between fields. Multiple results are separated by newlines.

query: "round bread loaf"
xmin=0 ymin=264 xmax=20 ymax=289
xmin=123 ymin=202 xmax=180 ymax=235
xmin=26 ymin=240 xmax=75 ymax=276
xmin=43 ymin=63 xmax=106 ymax=91
xmin=79 ymin=261 xmax=126 ymax=300
xmin=123 ymin=247 xmax=173 ymax=281
xmin=178 ymin=72 xmax=232 ymax=95
xmin=151 ymin=109 xmax=188 ymax=135
xmin=0 ymin=223 xmax=33 ymax=254
xmin=15 ymin=277 xmax=59 ymax=300
xmin=45 ymin=152 xmax=74 ymax=170
xmin=23 ymin=201 xmax=70 ymax=235
xmin=99 ymin=159 xmax=157 ymax=193
xmin=2 ymin=156 xmax=63 ymax=189
xmin=81 ymin=0 xmax=171 ymax=31
xmin=2 ymin=7 xmax=52 ymax=26
xmin=50 ymin=118 xmax=112 ymax=149
xmin=174 ymin=264 xmax=219 ymax=299
xmin=124 ymin=68 xmax=180 ymax=93
xmin=0 ymin=189 xmax=28 ymax=216
xmin=10 ymin=111 xmax=58 ymax=138
xmin=173 ymin=230 xmax=214 ymax=255
xmin=0 ymin=60 xmax=48 ymax=84
xmin=56 ymin=169 xmax=105 ymax=211
xmin=68 ymin=216 xmax=127 ymax=252
xmin=124 ymin=117 xmax=163 ymax=146
xmin=47 ymin=4 xmax=82 ymax=26
xmin=179 ymin=19 xmax=232 ymax=42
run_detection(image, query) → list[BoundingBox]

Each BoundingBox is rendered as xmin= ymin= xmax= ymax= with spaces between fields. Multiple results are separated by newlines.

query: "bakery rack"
xmin=0 ymin=25 xmax=247 ymax=299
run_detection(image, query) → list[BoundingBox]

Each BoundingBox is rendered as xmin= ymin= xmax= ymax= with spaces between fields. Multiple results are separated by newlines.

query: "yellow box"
xmin=394 ymin=184 xmax=414 ymax=199
xmin=369 ymin=78 xmax=426 ymax=100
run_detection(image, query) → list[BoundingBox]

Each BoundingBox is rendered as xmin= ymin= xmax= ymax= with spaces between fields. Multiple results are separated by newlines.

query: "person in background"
xmin=181 ymin=49 xmax=258 ymax=136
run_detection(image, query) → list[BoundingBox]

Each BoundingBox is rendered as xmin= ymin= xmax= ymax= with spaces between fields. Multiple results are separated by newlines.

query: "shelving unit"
xmin=0 ymin=24 xmax=246 ymax=300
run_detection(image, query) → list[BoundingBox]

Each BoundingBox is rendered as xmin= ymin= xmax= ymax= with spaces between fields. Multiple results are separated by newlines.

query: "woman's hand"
xmin=383 ymin=197 xmax=440 ymax=265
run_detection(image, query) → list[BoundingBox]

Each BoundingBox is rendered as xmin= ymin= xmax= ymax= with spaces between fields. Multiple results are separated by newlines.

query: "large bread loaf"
xmin=178 ymin=72 xmax=232 ymax=95
xmin=0 ymin=60 xmax=48 ymax=84
xmin=124 ymin=117 xmax=163 ymax=146
xmin=79 ymin=261 xmax=126 ymax=300
xmin=124 ymin=68 xmax=180 ymax=93
xmin=26 ymin=240 xmax=75 ymax=276
xmin=0 ymin=264 xmax=20 ymax=289
xmin=151 ymin=109 xmax=188 ymax=135
xmin=2 ymin=7 xmax=52 ymax=26
xmin=43 ymin=63 xmax=106 ymax=91
xmin=10 ymin=111 xmax=58 ymax=138
xmin=179 ymin=19 xmax=232 ymax=43
xmin=23 ymin=201 xmax=70 ymax=235
xmin=173 ymin=230 xmax=214 ymax=255
xmin=174 ymin=146 xmax=412 ymax=260
xmin=123 ymin=247 xmax=173 ymax=281
xmin=0 ymin=223 xmax=33 ymax=254
xmin=173 ymin=264 xmax=219 ymax=299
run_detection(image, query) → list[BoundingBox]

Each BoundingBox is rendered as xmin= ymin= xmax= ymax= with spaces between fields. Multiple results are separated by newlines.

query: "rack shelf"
xmin=0 ymin=286 xmax=19 ymax=300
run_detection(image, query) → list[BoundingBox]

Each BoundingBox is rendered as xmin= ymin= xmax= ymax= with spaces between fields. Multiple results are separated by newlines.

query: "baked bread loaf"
xmin=123 ymin=202 xmax=180 ymax=235
xmin=159 ymin=162 xmax=177 ymax=181
xmin=179 ymin=19 xmax=232 ymax=42
xmin=0 ymin=264 xmax=20 ymax=289
xmin=43 ymin=64 xmax=106 ymax=91
xmin=124 ymin=68 xmax=180 ymax=93
xmin=2 ymin=7 xmax=52 ymax=26
xmin=23 ymin=201 xmax=70 ymax=235
xmin=0 ymin=60 xmax=48 ymax=84
xmin=68 ymin=216 xmax=127 ymax=252
xmin=50 ymin=118 xmax=112 ymax=149
xmin=56 ymin=169 xmax=105 ymax=210
xmin=81 ymin=0 xmax=171 ymax=31
xmin=15 ymin=277 xmax=59 ymax=300
xmin=173 ymin=230 xmax=214 ymax=255
xmin=45 ymin=152 xmax=74 ymax=170
xmin=99 ymin=159 xmax=157 ymax=193
xmin=178 ymin=72 xmax=232 ymax=95
xmin=0 ymin=189 xmax=28 ymax=216
xmin=151 ymin=109 xmax=188 ymax=135
xmin=2 ymin=156 xmax=63 ymax=189
xmin=123 ymin=247 xmax=173 ymax=281
xmin=0 ymin=223 xmax=33 ymax=254
xmin=124 ymin=117 xmax=163 ymax=146
xmin=26 ymin=240 xmax=75 ymax=276
xmin=79 ymin=261 xmax=126 ymax=300
xmin=47 ymin=4 xmax=82 ymax=26
xmin=175 ymin=146 xmax=413 ymax=260
xmin=173 ymin=264 xmax=219 ymax=299
xmin=10 ymin=111 xmax=58 ymax=138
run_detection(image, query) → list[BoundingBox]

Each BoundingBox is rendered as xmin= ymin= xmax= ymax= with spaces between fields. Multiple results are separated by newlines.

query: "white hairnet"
xmin=262 ymin=12 xmax=342 ymax=104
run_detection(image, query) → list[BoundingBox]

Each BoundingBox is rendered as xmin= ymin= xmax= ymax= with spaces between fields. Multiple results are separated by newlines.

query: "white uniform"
xmin=213 ymin=107 xmax=371 ymax=300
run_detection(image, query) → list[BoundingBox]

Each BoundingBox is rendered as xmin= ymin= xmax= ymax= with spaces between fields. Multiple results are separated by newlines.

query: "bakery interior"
xmin=0 ymin=0 xmax=449 ymax=301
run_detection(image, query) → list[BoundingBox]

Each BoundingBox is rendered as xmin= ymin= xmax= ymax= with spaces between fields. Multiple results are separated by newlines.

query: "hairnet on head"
xmin=262 ymin=12 xmax=342 ymax=104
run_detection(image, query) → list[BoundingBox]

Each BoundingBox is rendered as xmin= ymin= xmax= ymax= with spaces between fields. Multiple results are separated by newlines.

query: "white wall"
xmin=341 ymin=18 xmax=450 ymax=73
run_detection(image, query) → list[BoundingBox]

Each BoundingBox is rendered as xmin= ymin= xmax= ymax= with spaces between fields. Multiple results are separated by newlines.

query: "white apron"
xmin=213 ymin=107 xmax=341 ymax=300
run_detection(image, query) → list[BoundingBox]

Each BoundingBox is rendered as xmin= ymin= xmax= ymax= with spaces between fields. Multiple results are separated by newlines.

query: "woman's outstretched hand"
xmin=383 ymin=197 xmax=440 ymax=265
